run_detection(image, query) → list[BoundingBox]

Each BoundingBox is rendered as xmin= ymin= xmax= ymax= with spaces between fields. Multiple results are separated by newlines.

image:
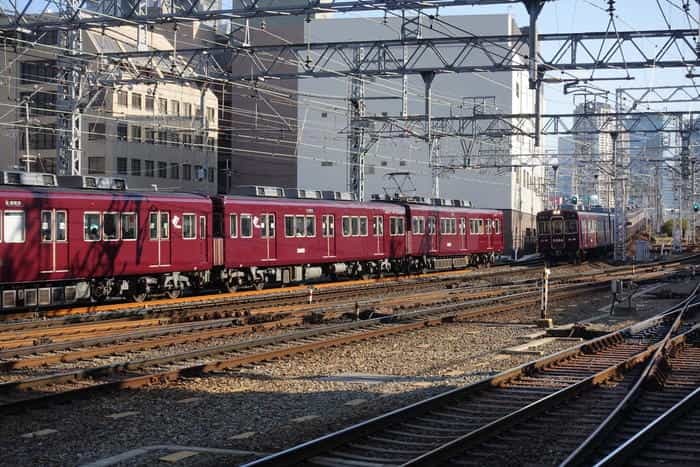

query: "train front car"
xmin=537 ymin=209 xmax=580 ymax=263
xmin=538 ymin=207 xmax=613 ymax=263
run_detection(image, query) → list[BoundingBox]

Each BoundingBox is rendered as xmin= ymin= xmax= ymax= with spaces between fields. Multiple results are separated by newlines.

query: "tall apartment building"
xmin=0 ymin=23 xmax=219 ymax=193
xmin=571 ymin=101 xmax=615 ymax=208
xmin=221 ymin=13 xmax=545 ymax=253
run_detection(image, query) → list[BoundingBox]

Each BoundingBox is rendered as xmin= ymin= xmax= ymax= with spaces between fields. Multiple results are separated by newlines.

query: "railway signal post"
xmin=537 ymin=267 xmax=552 ymax=328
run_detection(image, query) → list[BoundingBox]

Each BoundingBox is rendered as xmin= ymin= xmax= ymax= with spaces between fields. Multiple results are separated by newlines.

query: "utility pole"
xmin=524 ymin=0 xmax=545 ymax=148
xmin=421 ymin=71 xmax=438 ymax=198
xmin=400 ymin=10 xmax=422 ymax=118
xmin=347 ymin=48 xmax=366 ymax=201
xmin=56 ymin=0 xmax=84 ymax=176
xmin=612 ymin=130 xmax=627 ymax=262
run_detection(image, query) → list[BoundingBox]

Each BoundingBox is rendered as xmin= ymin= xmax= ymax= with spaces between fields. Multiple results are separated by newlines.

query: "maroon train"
xmin=0 ymin=172 xmax=503 ymax=310
xmin=537 ymin=207 xmax=612 ymax=262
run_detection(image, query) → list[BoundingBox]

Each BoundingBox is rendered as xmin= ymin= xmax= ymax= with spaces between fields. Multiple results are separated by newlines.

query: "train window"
xmin=103 ymin=213 xmax=119 ymax=241
xmin=460 ymin=218 xmax=466 ymax=235
xmin=56 ymin=211 xmax=67 ymax=241
xmin=390 ymin=217 xmax=405 ymax=236
xmin=306 ymin=216 xmax=316 ymax=237
xmin=342 ymin=217 xmax=351 ymax=236
xmin=41 ymin=211 xmax=52 ymax=241
xmin=494 ymin=219 xmax=501 ymax=234
xmin=566 ymin=220 xmax=578 ymax=234
xmin=552 ymin=219 xmax=564 ymax=235
xmin=351 ymin=217 xmax=360 ymax=236
xmin=149 ymin=213 xmax=158 ymax=240
xmin=485 ymin=220 xmax=492 ymax=234
xmin=470 ymin=219 xmax=478 ymax=235
xmin=240 ymin=215 xmax=252 ymax=238
xmin=295 ymin=215 xmax=305 ymax=237
xmin=3 ymin=211 xmax=25 ymax=243
xmin=84 ymin=213 xmax=101 ymax=241
xmin=477 ymin=219 xmax=484 ymax=235
xmin=229 ymin=214 xmax=238 ymax=238
xmin=183 ymin=214 xmax=196 ymax=239
xmin=538 ymin=220 xmax=550 ymax=235
xmin=122 ymin=213 xmax=137 ymax=240
xmin=261 ymin=214 xmax=274 ymax=239
xmin=200 ymin=216 xmax=207 ymax=239
xmin=412 ymin=217 xmax=425 ymax=234
xmin=373 ymin=216 xmax=383 ymax=236
xmin=359 ymin=217 xmax=368 ymax=236
xmin=323 ymin=215 xmax=335 ymax=237
xmin=160 ymin=213 xmax=170 ymax=240
xmin=284 ymin=215 xmax=295 ymax=237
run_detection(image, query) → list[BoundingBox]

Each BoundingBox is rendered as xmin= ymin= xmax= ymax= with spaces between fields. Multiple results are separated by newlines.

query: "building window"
xmin=20 ymin=61 xmax=57 ymax=85
xmin=399 ymin=160 xmax=407 ymax=167
xmin=158 ymin=98 xmax=168 ymax=114
xmin=321 ymin=161 xmax=333 ymax=167
xmin=206 ymin=106 xmax=215 ymax=122
xmin=182 ymin=134 xmax=192 ymax=147
xmin=171 ymin=100 xmax=180 ymax=116
xmin=145 ymin=160 xmax=154 ymax=177
xmin=207 ymin=137 xmax=216 ymax=151
xmin=183 ymin=103 xmax=192 ymax=117
xmin=88 ymin=122 xmax=106 ymax=141
xmin=88 ymin=157 xmax=105 ymax=175
xmin=131 ymin=93 xmax=142 ymax=110
xmin=131 ymin=159 xmax=141 ymax=176
xmin=158 ymin=161 xmax=167 ymax=178
xmin=19 ymin=91 xmax=55 ymax=116
xmin=170 ymin=163 xmax=179 ymax=179
xmin=321 ymin=112 xmax=328 ymax=118
xmin=19 ymin=125 xmax=55 ymax=150
xmin=182 ymin=164 xmax=192 ymax=181
xmin=116 ymin=90 xmax=128 ymax=107
xmin=116 ymin=157 xmax=128 ymax=175
xmin=208 ymin=169 xmax=215 ymax=183
xmin=130 ymin=126 xmax=142 ymax=142
xmin=117 ymin=123 xmax=128 ymax=141
xmin=157 ymin=131 xmax=167 ymax=145
xmin=195 ymin=165 xmax=204 ymax=180
xmin=145 ymin=95 xmax=154 ymax=111
xmin=168 ymin=132 xmax=179 ymax=146
xmin=145 ymin=127 xmax=155 ymax=144
xmin=183 ymin=214 xmax=196 ymax=239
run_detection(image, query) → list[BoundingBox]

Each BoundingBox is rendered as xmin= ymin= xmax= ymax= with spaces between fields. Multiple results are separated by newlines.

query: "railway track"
xmin=243 ymin=285 xmax=700 ymax=467
xmin=1 ymin=253 xmax=694 ymax=328
xmin=0 ymin=282 xmax=604 ymax=411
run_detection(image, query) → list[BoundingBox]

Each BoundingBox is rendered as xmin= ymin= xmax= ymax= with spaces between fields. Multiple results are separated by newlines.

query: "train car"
xmin=537 ymin=207 xmax=612 ymax=262
xmin=401 ymin=197 xmax=503 ymax=270
xmin=214 ymin=187 xmax=406 ymax=291
xmin=0 ymin=173 xmax=212 ymax=310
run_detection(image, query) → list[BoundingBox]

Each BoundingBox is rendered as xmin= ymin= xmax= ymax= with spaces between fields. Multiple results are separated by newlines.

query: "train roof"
xmin=217 ymin=195 xmax=407 ymax=212
xmin=0 ymin=185 xmax=213 ymax=203
xmin=538 ymin=208 xmax=611 ymax=218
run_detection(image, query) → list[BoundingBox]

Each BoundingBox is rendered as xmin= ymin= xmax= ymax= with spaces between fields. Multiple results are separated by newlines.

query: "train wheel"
xmin=165 ymin=289 xmax=182 ymax=299
xmin=224 ymin=281 xmax=239 ymax=293
xmin=129 ymin=290 xmax=148 ymax=303
xmin=253 ymin=280 xmax=265 ymax=291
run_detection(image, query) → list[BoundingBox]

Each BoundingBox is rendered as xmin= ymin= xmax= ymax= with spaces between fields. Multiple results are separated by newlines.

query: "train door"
xmin=40 ymin=210 xmax=69 ymax=273
xmin=459 ymin=218 xmax=466 ymax=251
xmin=428 ymin=216 xmax=438 ymax=252
xmin=486 ymin=218 xmax=493 ymax=250
xmin=149 ymin=211 xmax=171 ymax=267
xmin=199 ymin=215 xmax=208 ymax=261
xmin=261 ymin=213 xmax=276 ymax=261
xmin=323 ymin=214 xmax=336 ymax=257
xmin=373 ymin=215 xmax=384 ymax=255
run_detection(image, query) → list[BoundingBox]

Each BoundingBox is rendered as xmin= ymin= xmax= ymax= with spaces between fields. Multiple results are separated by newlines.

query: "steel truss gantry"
xmin=0 ymin=1 xmax=544 ymax=32
xmin=88 ymin=28 xmax=700 ymax=82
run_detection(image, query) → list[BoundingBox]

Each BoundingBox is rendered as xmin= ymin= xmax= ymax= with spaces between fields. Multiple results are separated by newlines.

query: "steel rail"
xmin=558 ymin=282 xmax=700 ymax=466
xmin=242 ymin=292 xmax=695 ymax=467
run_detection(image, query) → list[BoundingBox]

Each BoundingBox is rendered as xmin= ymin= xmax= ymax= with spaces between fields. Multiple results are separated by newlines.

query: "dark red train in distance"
xmin=537 ymin=207 xmax=612 ymax=262
xmin=0 ymin=172 xmax=504 ymax=310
